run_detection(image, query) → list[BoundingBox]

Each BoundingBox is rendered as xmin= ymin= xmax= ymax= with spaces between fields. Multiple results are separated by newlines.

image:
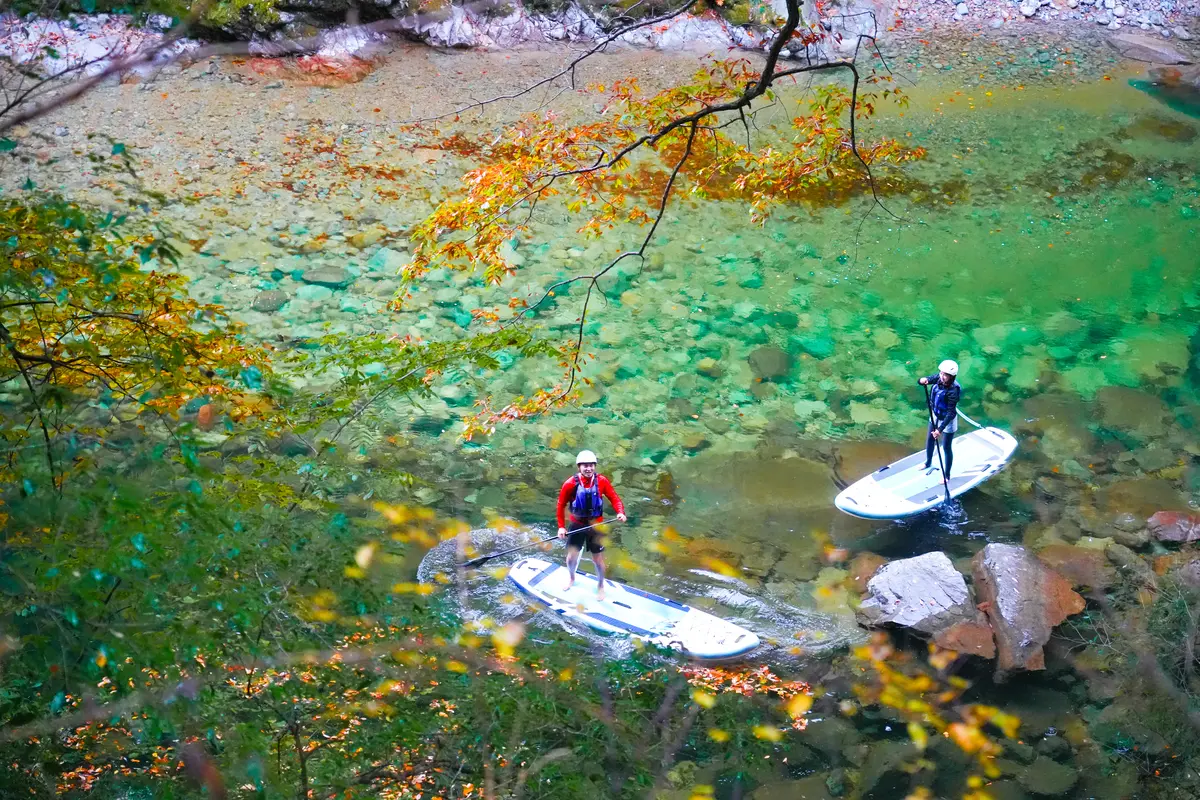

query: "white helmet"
xmin=576 ymin=450 xmax=598 ymax=465
xmin=938 ymin=359 xmax=959 ymax=376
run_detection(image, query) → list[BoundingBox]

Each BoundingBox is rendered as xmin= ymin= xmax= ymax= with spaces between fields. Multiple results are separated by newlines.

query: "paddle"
xmin=923 ymin=383 xmax=953 ymax=504
xmin=461 ymin=520 xmax=614 ymax=568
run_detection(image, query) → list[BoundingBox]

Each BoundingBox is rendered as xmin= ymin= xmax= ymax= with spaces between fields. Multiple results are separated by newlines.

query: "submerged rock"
xmin=747 ymin=345 xmax=791 ymax=380
xmin=1018 ymin=756 xmax=1078 ymax=797
xmin=1035 ymin=543 xmax=1115 ymax=590
xmin=972 ymin=544 xmax=1084 ymax=674
xmin=301 ymin=266 xmax=354 ymax=289
xmin=251 ymin=289 xmax=289 ymax=313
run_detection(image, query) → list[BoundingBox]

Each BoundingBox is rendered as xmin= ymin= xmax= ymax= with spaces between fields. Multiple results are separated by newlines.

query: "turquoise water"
xmin=119 ymin=62 xmax=1199 ymax=614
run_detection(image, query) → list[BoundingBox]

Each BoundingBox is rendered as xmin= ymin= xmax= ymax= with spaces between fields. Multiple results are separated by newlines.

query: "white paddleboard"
xmin=507 ymin=557 xmax=760 ymax=660
xmin=834 ymin=427 xmax=1018 ymax=520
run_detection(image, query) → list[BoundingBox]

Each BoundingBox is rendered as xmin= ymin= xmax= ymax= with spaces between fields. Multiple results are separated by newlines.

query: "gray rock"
xmin=1107 ymin=31 xmax=1194 ymax=64
xmin=53 ymin=125 xmax=69 ymax=137
xmin=301 ymin=267 xmax=354 ymax=289
xmin=251 ymin=289 xmax=289 ymax=313
xmin=1175 ymin=26 xmax=1193 ymax=41
xmin=1019 ymin=757 xmax=1078 ymax=796
xmin=857 ymin=552 xmax=974 ymax=634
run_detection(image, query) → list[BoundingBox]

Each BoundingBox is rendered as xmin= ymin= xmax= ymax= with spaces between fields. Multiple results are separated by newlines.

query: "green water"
xmin=134 ymin=65 xmax=1200 ymax=602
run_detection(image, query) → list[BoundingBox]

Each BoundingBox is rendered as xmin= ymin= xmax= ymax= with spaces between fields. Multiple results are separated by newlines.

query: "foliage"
xmin=1147 ymin=577 xmax=1200 ymax=699
xmin=2 ymin=0 xmax=280 ymax=32
xmin=0 ymin=467 xmax=820 ymax=799
xmin=408 ymin=62 xmax=919 ymax=286
xmin=851 ymin=633 xmax=1022 ymax=799
xmin=0 ymin=189 xmax=272 ymax=486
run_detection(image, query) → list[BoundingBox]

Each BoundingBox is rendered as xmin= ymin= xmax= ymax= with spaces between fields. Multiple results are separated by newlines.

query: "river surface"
xmin=11 ymin=32 xmax=1200 ymax=797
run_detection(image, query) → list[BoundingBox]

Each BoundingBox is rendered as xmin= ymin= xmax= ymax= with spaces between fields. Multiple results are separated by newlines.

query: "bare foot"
xmin=564 ymin=579 xmax=575 ymax=592
xmin=597 ymin=584 xmax=606 ymax=600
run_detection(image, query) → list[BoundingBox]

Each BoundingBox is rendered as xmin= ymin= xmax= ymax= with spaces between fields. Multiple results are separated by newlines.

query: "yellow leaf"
xmin=752 ymin=725 xmax=783 ymax=742
xmin=445 ymin=660 xmax=469 ymax=673
xmin=700 ymin=557 xmax=739 ymax=578
xmin=492 ymin=621 xmax=525 ymax=657
xmin=907 ymin=721 xmax=928 ymax=751
xmin=692 ymin=690 xmax=716 ymax=709
xmin=707 ymin=728 xmax=730 ymax=743
xmin=786 ymin=694 xmax=813 ymax=718
xmin=355 ymin=543 xmax=376 ymax=569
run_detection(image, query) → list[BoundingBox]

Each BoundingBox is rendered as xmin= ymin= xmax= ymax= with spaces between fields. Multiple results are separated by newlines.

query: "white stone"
xmin=1175 ymin=26 xmax=1194 ymax=40
xmin=956 ymin=2 xmax=969 ymax=14
xmin=1113 ymin=6 xmax=1125 ymax=18
xmin=1103 ymin=0 xmax=1114 ymax=8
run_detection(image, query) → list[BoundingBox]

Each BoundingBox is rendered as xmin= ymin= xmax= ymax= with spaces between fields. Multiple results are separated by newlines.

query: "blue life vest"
xmin=930 ymin=379 xmax=960 ymax=421
xmin=571 ymin=475 xmax=604 ymax=518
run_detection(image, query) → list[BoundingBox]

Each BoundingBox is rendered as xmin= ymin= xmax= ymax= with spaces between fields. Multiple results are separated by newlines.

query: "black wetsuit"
xmin=923 ymin=375 xmax=961 ymax=477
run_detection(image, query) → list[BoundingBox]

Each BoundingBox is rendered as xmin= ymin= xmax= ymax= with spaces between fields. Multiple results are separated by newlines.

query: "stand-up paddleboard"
xmin=835 ymin=426 xmax=1018 ymax=520
xmin=508 ymin=557 xmax=760 ymax=660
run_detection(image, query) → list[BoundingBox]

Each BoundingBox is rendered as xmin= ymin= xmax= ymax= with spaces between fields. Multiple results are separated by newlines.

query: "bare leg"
xmin=593 ymin=551 xmax=607 ymax=599
xmin=565 ymin=546 xmax=581 ymax=590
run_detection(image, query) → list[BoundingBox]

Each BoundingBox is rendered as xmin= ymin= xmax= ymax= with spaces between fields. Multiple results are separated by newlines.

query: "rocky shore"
xmin=2 ymin=0 xmax=1199 ymax=86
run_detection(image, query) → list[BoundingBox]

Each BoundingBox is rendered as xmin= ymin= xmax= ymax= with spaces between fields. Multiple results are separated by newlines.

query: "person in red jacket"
xmin=556 ymin=449 xmax=626 ymax=597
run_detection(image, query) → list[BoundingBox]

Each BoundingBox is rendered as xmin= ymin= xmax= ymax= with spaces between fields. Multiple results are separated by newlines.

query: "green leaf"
xmin=111 ymin=143 xmax=126 ymax=156
xmin=0 ymin=138 xmax=16 ymax=152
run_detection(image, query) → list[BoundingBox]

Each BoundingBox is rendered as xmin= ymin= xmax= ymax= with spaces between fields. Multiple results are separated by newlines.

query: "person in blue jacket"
xmin=918 ymin=360 xmax=961 ymax=480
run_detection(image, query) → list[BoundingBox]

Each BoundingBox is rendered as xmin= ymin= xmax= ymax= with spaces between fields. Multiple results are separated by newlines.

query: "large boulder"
xmin=857 ymin=552 xmax=995 ymax=658
xmin=1148 ymin=511 xmax=1200 ymax=543
xmin=972 ymin=544 xmax=1084 ymax=674
xmin=1107 ymin=32 xmax=1194 ymax=65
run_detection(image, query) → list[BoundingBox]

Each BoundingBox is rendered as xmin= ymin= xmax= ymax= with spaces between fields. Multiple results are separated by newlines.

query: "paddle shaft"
xmin=462 ymin=520 xmax=615 ymax=568
xmin=923 ymin=383 xmax=952 ymax=503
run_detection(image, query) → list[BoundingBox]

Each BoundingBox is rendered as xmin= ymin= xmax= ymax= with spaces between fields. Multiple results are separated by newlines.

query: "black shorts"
xmin=567 ymin=518 xmax=605 ymax=554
